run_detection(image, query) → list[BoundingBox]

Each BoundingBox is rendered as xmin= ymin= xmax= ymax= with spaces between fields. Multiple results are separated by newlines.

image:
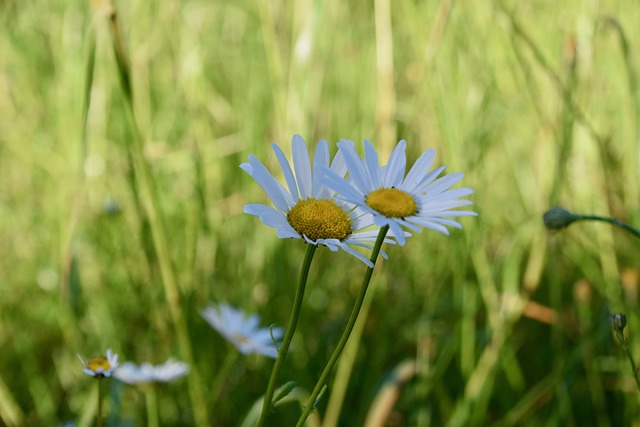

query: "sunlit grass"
xmin=1 ymin=0 xmax=640 ymax=425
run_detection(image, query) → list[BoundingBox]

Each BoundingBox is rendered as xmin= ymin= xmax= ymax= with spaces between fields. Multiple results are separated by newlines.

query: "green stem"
xmin=296 ymin=226 xmax=389 ymax=427
xmin=210 ymin=350 xmax=239 ymax=404
xmin=576 ymin=215 xmax=640 ymax=240
xmin=145 ymin=386 xmax=159 ymax=427
xmin=97 ymin=380 xmax=103 ymax=427
xmin=613 ymin=321 xmax=640 ymax=392
xmin=256 ymin=244 xmax=317 ymax=427
xmin=622 ymin=341 xmax=640 ymax=392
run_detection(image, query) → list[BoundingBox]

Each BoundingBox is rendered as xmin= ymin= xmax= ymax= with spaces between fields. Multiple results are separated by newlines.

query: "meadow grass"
xmin=1 ymin=0 xmax=640 ymax=425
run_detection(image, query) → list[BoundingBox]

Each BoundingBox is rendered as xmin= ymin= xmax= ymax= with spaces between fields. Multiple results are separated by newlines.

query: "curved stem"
xmin=296 ymin=226 xmax=389 ymax=427
xmin=577 ymin=215 xmax=640 ymax=239
xmin=256 ymin=244 xmax=317 ymax=427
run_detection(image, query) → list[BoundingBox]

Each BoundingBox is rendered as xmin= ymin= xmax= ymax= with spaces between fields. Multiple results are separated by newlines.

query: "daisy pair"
xmin=242 ymin=135 xmax=476 ymax=261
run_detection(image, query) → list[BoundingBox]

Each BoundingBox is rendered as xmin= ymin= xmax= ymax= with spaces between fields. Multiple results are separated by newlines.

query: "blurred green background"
xmin=2 ymin=0 xmax=640 ymax=425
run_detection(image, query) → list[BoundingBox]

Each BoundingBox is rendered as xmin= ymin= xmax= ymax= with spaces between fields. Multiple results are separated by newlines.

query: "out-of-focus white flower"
xmin=201 ymin=302 xmax=283 ymax=359
xmin=114 ymin=359 xmax=189 ymax=384
xmin=78 ymin=348 xmax=119 ymax=379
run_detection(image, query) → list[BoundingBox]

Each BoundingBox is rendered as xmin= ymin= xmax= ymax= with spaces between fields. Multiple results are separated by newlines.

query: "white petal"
xmin=312 ymin=140 xmax=330 ymax=197
xmin=388 ymin=220 xmax=407 ymax=246
xmin=272 ymin=142 xmax=299 ymax=201
xmin=384 ymin=140 xmax=407 ymax=187
xmin=409 ymin=219 xmax=451 ymax=235
xmin=338 ymin=140 xmax=370 ymax=195
xmin=415 ymin=165 xmax=447 ymax=192
xmin=420 ymin=199 xmax=474 ymax=212
xmin=243 ymin=203 xmax=276 ymax=216
xmin=422 ymin=172 xmax=464 ymax=196
xmin=335 ymin=242 xmax=374 ymax=267
xmin=363 ymin=141 xmax=381 ymax=188
xmin=245 ymin=155 xmax=292 ymax=212
xmin=402 ymin=149 xmax=435 ymax=192
xmin=276 ymin=226 xmax=301 ymax=239
xmin=318 ymin=165 xmax=365 ymax=203
xmin=331 ymin=140 xmax=351 ymax=176
xmin=292 ymin=135 xmax=312 ymax=199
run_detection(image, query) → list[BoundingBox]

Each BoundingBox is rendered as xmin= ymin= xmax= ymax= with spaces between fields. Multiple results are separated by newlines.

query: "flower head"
xmin=78 ymin=348 xmax=119 ymax=379
xmin=114 ymin=359 xmax=189 ymax=384
xmin=542 ymin=207 xmax=579 ymax=230
xmin=241 ymin=134 xmax=400 ymax=267
xmin=321 ymin=140 xmax=476 ymax=245
xmin=201 ymin=302 xmax=283 ymax=358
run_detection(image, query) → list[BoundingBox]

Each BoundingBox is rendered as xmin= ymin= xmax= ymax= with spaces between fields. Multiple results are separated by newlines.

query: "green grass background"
xmin=1 ymin=0 xmax=640 ymax=425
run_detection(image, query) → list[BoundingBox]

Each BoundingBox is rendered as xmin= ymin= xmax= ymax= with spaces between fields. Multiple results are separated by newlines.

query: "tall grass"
xmin=1 ymin=0 xmax=640 ymax=425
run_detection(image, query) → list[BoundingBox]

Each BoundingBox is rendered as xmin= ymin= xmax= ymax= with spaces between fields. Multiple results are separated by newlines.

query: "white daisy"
xmin=201 ymin=302 xmax=283 ymax=359
xmin=241 ymin=134 xmax=399 ymax=267
xmin=114 ymin=359 xmax=189 ymax=384
xmin=78 ymin=348 xmax=119 ymax=379
xmin=320 ymin=139 xmax=476 ymax=245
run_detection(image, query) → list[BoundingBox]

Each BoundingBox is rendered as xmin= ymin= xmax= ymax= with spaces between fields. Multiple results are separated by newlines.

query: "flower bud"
xmin=611 ymin=313 xmax=627 ymax=335
xmin=543 ymin=207 xmax=579 ymax=230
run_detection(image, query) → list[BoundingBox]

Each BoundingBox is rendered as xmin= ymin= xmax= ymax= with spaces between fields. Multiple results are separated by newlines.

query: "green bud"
xmin=611 ymin=313 xmax=627 ymax=334
xmin=543 ymin=207 xmax=579 ymax=230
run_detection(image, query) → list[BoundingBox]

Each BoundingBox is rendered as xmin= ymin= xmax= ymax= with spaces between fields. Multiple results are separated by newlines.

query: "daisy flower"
xmin=114 ymin=358 xmax=189 ymax=384
xmin=241 ymin=134 xmax=400 ymax=267
xmin=201 ymin=302 xmax=283 ymax=359
xmin=78 ymin=348 xmax=119 ymax=379
xmin=321 ymin=140 xmax=476 ymax=245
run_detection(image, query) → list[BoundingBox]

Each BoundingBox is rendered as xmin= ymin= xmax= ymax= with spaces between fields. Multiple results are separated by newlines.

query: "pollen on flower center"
xmin=366 ymin=188 xmax=417 ymax=218
xmin=87 ymin=357 xmax=111 ymax=372
xmin=287 ymin=198 xmax=352 ymax=241
xmin=231 ymin=334 xmax=250 ymax=345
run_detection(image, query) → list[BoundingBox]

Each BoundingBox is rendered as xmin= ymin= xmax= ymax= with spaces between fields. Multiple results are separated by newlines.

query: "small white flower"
xmin=321 ymin=140 xmax=477 ymax=245
xmin=201 ymin=302 xmax=283 ymax=359
xmin=241 ymin=134 xmax=400 ymax=267
xmin=78 ymin=348 xmax=119 ymax=379
xmin=114 ymin=359 xmax=189 ymax=384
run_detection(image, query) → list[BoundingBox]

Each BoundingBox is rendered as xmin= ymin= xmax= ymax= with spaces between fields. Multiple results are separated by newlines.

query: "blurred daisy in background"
xmin=78 ymin=348 xmax=119 ymax=379
xmin=241 ymin=134 xmax=400 ymax=267
xmin=114 ymin=359 xmax=189 ymax=384
xmin=201 ymin=302 xmax=283 ymax=358
xmin=321 ymin=139 xmax=476 ymax=245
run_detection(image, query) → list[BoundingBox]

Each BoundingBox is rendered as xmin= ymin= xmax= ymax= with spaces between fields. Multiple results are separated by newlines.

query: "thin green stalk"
xmin=210 ymin=350 xmax=239 ymax=404
xmin=576 ymin=215 xmax=640 ymax=240
xmin=145 ymin=387 xmax=159 ymax=427
xmin=495 ymin=0 xmax=605 ymax=146
xmin=322 ymin=262 xmax=378 ymax=426
xmin=0 ymin=373 xmax=24 ymax=426
xmin=603 ymin=17 xmax=640 ymax=211
xmin=61 ymin=16 xmax=96 ymax=306
xmin=621 ymin=343 xmax=640 ymax=392
xmin=612 ymin=315 xmax=640 ymax=392
xmin=256 ymin=244 xmax=318 ymax=427
xmin=103 ymin=6 xmax=208 ymax=426
xmin=97 ymin=380 xmax=103 ymax=427
xmin=296 ymin=226 xmax=389 ymax=427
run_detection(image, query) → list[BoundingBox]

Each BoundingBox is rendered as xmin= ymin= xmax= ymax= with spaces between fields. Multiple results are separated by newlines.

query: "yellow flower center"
xmin=231 ymin=334 xmax=249 ymax=345
xmin=287 ymin=198 xmax=352 ymax=241
xmin=366 ymin=188 xmax=417 ymax=218
xmin=87 ymin=356 xmax=111 ymax=372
